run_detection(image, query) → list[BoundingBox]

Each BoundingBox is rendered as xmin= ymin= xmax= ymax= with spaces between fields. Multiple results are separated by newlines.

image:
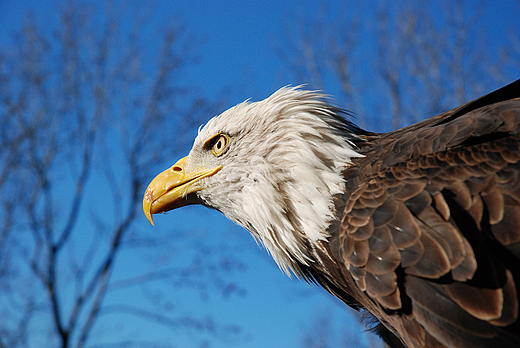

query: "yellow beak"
xmin=143 ymin=156 xmax=222 ymax=226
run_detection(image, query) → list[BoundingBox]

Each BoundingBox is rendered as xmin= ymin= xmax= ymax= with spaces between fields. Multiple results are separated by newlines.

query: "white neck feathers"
xmin=197 ymin=87 xmax=364 ymax=276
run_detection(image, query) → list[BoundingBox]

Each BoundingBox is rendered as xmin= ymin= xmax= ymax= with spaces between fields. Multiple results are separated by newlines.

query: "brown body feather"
xmin=310 ymin=81 xmax=520 ymax=347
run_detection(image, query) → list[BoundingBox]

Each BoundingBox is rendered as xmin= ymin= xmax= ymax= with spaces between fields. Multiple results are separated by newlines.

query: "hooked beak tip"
xmin=143 ymin=189 xmax=155 ymax=226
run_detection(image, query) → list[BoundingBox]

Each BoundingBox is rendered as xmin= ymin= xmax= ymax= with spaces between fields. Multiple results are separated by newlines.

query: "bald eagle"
xmin=143 ymin=80 xmax=520 ymax=348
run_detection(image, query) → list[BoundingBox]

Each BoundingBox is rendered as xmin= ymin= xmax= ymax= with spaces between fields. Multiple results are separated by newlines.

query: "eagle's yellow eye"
xmin=212 ymin=133 xmax=230 ymax=156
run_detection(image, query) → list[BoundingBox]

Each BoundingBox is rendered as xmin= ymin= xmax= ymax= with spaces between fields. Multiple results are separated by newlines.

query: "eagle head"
xmin=143 ymin=87 xmax=363 ymax=276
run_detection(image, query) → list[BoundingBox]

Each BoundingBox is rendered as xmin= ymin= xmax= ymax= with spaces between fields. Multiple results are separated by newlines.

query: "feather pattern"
xmin=331 ymin=80 xmax=520 ymax=347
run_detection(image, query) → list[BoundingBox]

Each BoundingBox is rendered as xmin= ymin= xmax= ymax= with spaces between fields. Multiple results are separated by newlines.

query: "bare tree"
xmin=375 ymin=0 xmax=499 ymax=128
xmin=300 ymin=310 xmax=381 ymax=348
xmin=0 ymin=2 xmax=242 ymax=348
xmin=275 ymin=3 xmax=365 ymax=126
xmin=277 ymin=0 xmax=516 ymax=132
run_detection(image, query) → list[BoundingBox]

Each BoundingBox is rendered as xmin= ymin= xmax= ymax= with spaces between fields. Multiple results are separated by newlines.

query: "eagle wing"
xmin=331 ymin=81 xmax=520 ymax=347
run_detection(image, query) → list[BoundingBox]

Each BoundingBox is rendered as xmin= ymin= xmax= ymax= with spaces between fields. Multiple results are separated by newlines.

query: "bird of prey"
xmin=143 ymin=80 xmax=520 ymax=348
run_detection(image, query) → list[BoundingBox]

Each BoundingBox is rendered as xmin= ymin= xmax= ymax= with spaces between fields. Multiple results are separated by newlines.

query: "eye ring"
xmin=211 ymin=133 xmax=230 ymax=156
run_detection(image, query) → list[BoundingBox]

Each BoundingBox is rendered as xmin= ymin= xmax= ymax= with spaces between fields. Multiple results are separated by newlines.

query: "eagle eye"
xmin=210 ymin=133 xmax=230 ymax=156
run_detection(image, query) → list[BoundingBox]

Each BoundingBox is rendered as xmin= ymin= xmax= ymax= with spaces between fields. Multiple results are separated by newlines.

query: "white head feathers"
xmin=191 ymin=87 xmax=364 ymax=276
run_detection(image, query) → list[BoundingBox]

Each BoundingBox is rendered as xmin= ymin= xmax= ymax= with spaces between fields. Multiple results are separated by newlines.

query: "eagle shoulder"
xmin=329 ymin=83 xmax=520 ymax=347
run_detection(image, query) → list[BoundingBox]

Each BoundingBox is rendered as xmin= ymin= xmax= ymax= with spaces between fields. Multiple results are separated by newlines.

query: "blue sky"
xmin=0 ymin=1 xmax=375 ymax=347
xmin=1 ymin=1 xmax=519 ymax=347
